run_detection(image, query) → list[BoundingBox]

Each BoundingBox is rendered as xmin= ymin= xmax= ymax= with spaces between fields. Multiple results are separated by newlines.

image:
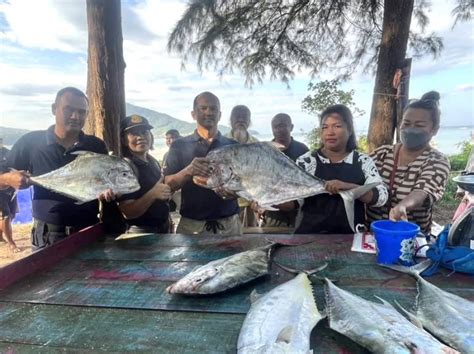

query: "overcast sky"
xmin=0 ymin=0 xmax=472 ymax=135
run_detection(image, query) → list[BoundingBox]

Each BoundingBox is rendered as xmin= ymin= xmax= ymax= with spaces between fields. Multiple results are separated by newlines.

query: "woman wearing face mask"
xmin=293 ymin=104 xmax=388 ymax=234
xmin=117 ymin=115 xmax=172 ymax=233
xmin=366 ymin=91 xmax=450 ymax=235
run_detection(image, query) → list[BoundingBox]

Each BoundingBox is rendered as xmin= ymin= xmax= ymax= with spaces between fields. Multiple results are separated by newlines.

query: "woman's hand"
xmin=324 ymin=180 xmax=357 ymax=194
xmin=389 ymin=204 xmax=408 ymax=221
xmin=153 ymin=176 xmax=172 ymax=201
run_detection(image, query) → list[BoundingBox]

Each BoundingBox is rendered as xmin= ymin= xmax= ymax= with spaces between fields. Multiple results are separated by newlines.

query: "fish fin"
xmin=379 ymin=259 xmax=432 ymax=278
xmin=69 ymin=151 xmax=101 ymax=156
xmin=394 ymin=300 xmax=423 ymax=328
xmin=264 ymin=141 xmax=286 ymax=151
xmin=338 ymin=182 xmax=380 ymax=232
xmin=274 ymin=261 xmax=328 ymax=275
xmin=250 ymin=289 xmax=262 ymax=303
xmin=373 ymin=295 xmax=396 ymax=309
xmin=275 ymin=325 xmax=293 ymax=344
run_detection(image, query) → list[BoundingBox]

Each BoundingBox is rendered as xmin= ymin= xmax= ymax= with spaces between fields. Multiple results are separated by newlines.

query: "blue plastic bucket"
xmin=371 ymin=220 xmax=420 ymax=265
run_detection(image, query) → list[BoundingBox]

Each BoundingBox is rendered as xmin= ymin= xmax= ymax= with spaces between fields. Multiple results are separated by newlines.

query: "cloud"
xmin=0 ymin=0 xmax=472 ymax=134
xmin=456 ymin=84 xmax=474 ymax=92
xmin=0 ymin=83 xmax=59 ymax=96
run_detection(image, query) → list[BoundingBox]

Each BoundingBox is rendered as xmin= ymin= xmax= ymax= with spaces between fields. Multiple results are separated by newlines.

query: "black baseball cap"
xmin=121 ymin=115 xmax=154 ymax=132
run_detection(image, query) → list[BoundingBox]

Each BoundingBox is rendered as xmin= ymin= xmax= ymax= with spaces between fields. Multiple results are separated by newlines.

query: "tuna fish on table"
xmin=166 ymin=243 xmax=276 ymax=295
xmin=201 ymin=142 xmax=379 ymax=231
xmin=29 ymin=151 xmax=140 ymax=202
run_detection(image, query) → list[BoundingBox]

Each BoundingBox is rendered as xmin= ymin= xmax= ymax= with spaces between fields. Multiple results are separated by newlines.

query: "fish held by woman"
xmin=201 ymin=142 xmax=378 ymax=231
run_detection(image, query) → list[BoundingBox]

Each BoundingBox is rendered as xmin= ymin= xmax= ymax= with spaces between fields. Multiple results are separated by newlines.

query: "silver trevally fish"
xmin=238 ymin=271 xmax=324 ymax=354
xmin=324 ymin=279 xmax=459 ymax=354
xmin=166 ymin=243 xmax=275 ymax=295
xmin=383 ymin=262 xmax=474 ymax=353
xmin=30 ymin=152 xmax=140 ymax=202
xmin=203 ymin=142 xmax=379 ymax=231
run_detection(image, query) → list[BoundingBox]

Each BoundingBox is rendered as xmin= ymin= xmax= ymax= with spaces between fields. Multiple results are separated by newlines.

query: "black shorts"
xmin=0 ymin=190 xmax=18 ymax=220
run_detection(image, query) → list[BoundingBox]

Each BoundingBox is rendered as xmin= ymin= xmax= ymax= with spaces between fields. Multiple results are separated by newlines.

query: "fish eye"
xmin=209 ymin=166 xmax=214 ymax=172
xmin=122 ymin=172 xmax=128 ymax=177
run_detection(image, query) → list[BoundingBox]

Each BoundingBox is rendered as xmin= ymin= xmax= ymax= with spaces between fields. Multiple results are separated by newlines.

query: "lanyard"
xmin=387 ymin=144 xmax=401 ymax=214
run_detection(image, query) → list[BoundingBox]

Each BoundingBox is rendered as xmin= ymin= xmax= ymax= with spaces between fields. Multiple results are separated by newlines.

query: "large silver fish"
xmin=238 ymin=272 xmax=324 ymax=354
xmin=30 ymin=152 xmax=140 ymax=202
xmin=166 ymin=243 xmax=274 ymax=294
xmin=383 ymin=262 xmax=474 ymax=353
xmin=203 ymin=142 xmax=378 ymax=231
xmin=324 ymin=279 xmax=459 ymax=354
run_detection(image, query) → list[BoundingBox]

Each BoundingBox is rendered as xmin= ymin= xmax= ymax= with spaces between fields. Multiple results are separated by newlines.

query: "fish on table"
xmin=29 ymin=151 xmax=140 ymax=202
xmin=166 ymin=243 xmax=276 ymax=295
xmin=237 ymin=271 xmax=324 ymax=354
xmin=201 ymin=142 xmax=378 ymax=231
xmin=324 ymin=279 xmax=459 ymax=354
xmin=382 ymin=262 xmax=474 ymax=354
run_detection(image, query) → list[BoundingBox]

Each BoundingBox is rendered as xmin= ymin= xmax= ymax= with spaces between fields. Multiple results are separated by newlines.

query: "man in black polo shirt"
xmin=0 ymin=87 xmax=114 ymax=250
xmin=164 ymin=91 xmax=242 ymax=235
xmin=263 ymin=113 xmax=309 ymax=228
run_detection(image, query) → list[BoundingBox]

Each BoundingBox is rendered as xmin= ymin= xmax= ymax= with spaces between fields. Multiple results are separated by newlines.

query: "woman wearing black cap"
xmin=117 ymin=115 xmax=172 ymax=233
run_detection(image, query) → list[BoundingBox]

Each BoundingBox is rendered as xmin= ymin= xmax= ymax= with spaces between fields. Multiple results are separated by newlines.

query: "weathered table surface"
xmin=0 ymin=227 xmax=472 ymax=353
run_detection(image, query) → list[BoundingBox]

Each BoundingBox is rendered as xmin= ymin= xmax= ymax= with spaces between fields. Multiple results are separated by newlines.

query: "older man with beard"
xmin=226 ymin=105 xmax=259 ymax=144
xmin=225 ymin=105 xmax=259 ymax=227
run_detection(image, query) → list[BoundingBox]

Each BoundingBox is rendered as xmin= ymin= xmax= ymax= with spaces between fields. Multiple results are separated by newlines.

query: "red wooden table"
xmin=0 ymin=226 xmax=472 ymax=353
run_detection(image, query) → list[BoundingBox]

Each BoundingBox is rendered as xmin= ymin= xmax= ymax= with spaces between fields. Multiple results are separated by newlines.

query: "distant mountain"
xmin=0 ymin=126 xmax=30 ymax=146
xmin=126 ymin=103 xmax=231 ymax=137
xmin=0 ymin=103 xmax=235 ymax=146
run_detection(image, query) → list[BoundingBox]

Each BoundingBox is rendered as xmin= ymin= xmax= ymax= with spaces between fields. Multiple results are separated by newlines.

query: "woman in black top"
xmin=118 ymin=115 xmax=172 ymax=233
xmin=293 ymin=104 xmax=387 ymax=234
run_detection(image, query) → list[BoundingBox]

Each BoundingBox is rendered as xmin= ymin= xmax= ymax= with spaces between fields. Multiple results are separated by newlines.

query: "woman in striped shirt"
xmin=366 ymin=91 xmax=450 ymax=234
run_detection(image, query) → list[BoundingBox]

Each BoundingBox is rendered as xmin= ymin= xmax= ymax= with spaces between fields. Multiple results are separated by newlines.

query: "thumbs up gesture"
xmin=153 ymin=175 xmax=172 ymax=201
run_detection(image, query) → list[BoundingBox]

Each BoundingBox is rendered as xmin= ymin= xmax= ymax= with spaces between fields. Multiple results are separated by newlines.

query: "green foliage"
xmin=303 ymin=79 xmax=367 ymax=152
xmin=448 ymin=141 xmax=472 ymax=171
xmin=166 ymin=0 xmax=472 ymax=85
xmin=438 ymin=173 xmax=461 ymax=208
xmin=302 ymin=79 xmax=365 ymax=117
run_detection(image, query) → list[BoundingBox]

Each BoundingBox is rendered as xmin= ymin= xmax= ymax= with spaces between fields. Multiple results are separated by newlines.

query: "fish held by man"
xmin=324 ymin=278 xmax=459 ymax=354
xmin=237 ymin=271 xmax=324 ymax=354
xmin=166 ymin=243 xmax=276 ymax=295
xmin=202 ymin=142 xmax=378 ymax=231
xmin=382 ymin=261 xmax=474 ymax=354
xmin=29 ymin=152 xmax=140 ymax=202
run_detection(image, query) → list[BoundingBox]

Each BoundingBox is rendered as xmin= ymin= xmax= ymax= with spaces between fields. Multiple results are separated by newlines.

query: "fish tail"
xmin=380 ymin=259 xmax=433 ymax=278
xmin=338 ymin=182 xmax=380 ymax=232
xmin=274 ymin=261 xmax=328 ymax=275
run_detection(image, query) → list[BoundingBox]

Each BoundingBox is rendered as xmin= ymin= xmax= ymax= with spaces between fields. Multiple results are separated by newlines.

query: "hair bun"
xmin=421 ymin=90 xmax=440 ymax=102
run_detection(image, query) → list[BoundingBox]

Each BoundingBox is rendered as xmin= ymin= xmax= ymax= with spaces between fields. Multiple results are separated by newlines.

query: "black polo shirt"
xmin=6 ymin=125 xmax=108 ymax=227
xmin=164 ymin=131 xmax=239 ymax=221
xmin=279 ymin=137 xmax=309 ymax=161
xmin=118 ymin=154 xmax=169 ymax=227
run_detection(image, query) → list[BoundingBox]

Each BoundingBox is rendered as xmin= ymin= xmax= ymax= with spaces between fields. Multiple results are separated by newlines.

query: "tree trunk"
xmin=85 ymin=0 xmax=125 ymax=156
xmin=367 ymin=0 xmax=413 ymax=152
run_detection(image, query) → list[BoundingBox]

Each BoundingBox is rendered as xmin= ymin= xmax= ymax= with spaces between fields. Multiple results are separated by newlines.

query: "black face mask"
xmin=400 ymin=128 xmax=431 ymax=150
